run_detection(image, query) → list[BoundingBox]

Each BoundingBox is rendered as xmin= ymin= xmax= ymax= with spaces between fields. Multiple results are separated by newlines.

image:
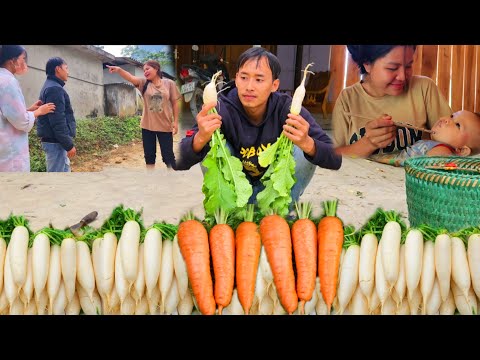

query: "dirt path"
xmin=70 ymin=131 xmax=185 ymax=172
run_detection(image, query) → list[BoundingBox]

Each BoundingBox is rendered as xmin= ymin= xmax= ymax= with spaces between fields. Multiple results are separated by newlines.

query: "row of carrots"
xmin=177 ymin=200 xmax=344 ymax=315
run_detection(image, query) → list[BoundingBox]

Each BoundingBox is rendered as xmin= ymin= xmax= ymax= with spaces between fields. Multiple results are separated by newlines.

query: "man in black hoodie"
xmin=177 ymin=47 xmax=342 ymax=204
xmin=37 ymin=57 xmax=76 ymax=172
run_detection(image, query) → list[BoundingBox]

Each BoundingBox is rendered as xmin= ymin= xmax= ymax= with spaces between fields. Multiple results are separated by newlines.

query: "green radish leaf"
xmin=258 ymin=138 xmax=280 ymax=168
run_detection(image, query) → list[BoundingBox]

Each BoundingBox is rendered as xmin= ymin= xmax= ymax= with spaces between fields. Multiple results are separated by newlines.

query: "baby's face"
xmin=431 ymin=111 xmax=479 ymax=150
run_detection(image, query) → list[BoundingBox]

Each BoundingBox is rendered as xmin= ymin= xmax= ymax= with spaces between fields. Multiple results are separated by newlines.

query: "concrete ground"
xmin=0 ymin=107 xmax=409 ymax=232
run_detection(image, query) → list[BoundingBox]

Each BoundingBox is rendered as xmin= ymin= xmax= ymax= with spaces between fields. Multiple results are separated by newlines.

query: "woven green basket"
xmin=404 ymin=156 xmax=480 ymax=231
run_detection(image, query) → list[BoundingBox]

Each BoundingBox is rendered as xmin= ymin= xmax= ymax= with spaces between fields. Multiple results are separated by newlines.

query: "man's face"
xmin=235 ymin=56 xmax=279 ymax=111
xmin=56 ymin=63 xmax=69 ymax=82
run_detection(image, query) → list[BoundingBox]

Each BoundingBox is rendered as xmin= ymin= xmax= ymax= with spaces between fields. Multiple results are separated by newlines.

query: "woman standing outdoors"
xmin=0 ymin=45 xmax=55 ymax=171
xmin=332 ymin=45 xmax=452 ymax=159
xmin=107 ymin=60 xmax=181 ymax=169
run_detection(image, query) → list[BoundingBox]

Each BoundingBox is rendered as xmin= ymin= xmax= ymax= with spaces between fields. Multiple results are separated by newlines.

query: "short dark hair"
xmin=347 ymin=45 xmax=417 ymax=75
xmin=0 ymin=45 xmax=27 ymax=66
xmin=46 ymin=57 xmax=66 ymax=76
xmin=237 ymin=47 xmax=281 ymax=80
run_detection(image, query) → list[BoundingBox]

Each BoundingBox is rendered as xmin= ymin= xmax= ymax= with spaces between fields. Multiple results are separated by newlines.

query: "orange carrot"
xmin=317 ymin=199 xmax=344 ymax=313
xmin=177 ymin=212 xmax=216 ymax=315
xmin=235 ymin=204 xmax=261 ymax=315
xmin=259 ymin=213 xmax=298 ymax=314
xmin=209 ymin=208 xmax=235 ymax=314
xmin=291 ymin=202 xmax=317 ymax=315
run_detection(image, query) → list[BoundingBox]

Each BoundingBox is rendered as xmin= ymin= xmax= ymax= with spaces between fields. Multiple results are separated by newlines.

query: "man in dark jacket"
xmin=37 ymin=57 xmax=76 ymax=172
xmin=177 ymin=47 xmax=342 ymax=205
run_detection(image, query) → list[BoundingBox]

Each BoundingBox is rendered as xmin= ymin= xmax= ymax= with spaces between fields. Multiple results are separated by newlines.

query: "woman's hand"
xmin=27 ymin=100 xmax=43 ymax=112
xmin=364 ymin=114 xmax=397 ymax=151
xmin=106 ymin=65 xmax=121 ymax=73
xmin=33 ymin=103 xmax=56 ymax=118
xmin=172 ymin=122 xmax=178 ymax=135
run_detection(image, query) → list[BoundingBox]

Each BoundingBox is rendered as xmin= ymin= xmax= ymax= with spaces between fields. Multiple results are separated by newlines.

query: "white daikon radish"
xmin=273 ymin=296 xmax=287 ymax=315
xmin=290 ymin=63 xmax=314 ymax=115
xmin=467 ymin=234 xmax=480 ymax=298
xmin=434 ymin=234 xmax=452 ymax=302
xmin=393 ymin=244 xmax=406 ymax=306
xmin=203 ymin=70 xmax=222 ymax=102
xmin=258 ymin=294 xmax=274 ymax=315
xmin=420 ymin=240 xmax=435 ymax=314
xmin=451 ymin=281 xmax=477 ymax=315
xmin=396 ymin=297 xmax=410 ymax=315
xmin=381 ymin=296 xmax=396 ymax=315
xmin=119 ymin=219 xmax=141 ymax=286
xmin=0 ymin=291 xmax=8 ymax=313
xmin=177 ymin=289 xmax=194 ymax=315
xmin=76 ymin=241 xmax=95 ymax=302
xmin=61 ymin=237 xmax=77 ymax=303
xmin=114 ymin=244 xmax=129 ymax=304
xmin=0 ymin=238 xmax=7 ymax=294
xmin=32 ymin=232 xmax=50 ymax=305
xmin=315 ymin=277 xmax=329 ymax=315
xmin=37 ymin=290 xmax=48 ymax=315
xmin=143 ymin=228 xmax=162 ymax=299
xmin=368 ymin=290 xmax=380 ymax=314
xmin=24 ymin=299 xmax=37 ymax=315
xmin=224 ymin=289 xmax=244 ymax=315
xmin=132 ymin=243 xmax=145 ymax=304
xmin=52 ymin=281 xmax=67 ymax=315
xmin=304 ymin=284 xmax=318 ymax=315
xmin=439 ymin=289 xmax=456 ymax=315
xmin=91 ymin=237 xmax=104 ymax=301
xmin=349 ymin=286 xmax=369 ymax=315
xmin=120 ymin=294 xmax=135 ymax=315
xmin=9 ymin=297 xmax=24 ymax=315
xmin=408 ymin=287 xmax=422 ymax=315
xmin=380 ymin=221 xmax=401 ymax=289
xmin=99 ymin=232 xmax=117 ymax=304
xmin=253 ymin=262 xmax=267 ymax=306
xmin=404 ymin=229 xmax=423 ymax=300
xmin=147 ymin=282 xmax=161 ymax=315
xmin=164 ymin=277 xmax=180 ymax=314
xmin=78 ymin=285 xmax=102 ymax=315
xmin=451 ymin=236 xmax=471 ymax=299
xmin=9 ymin=224 xmax=29 ymax=289
xmin=375 ymin=240 xmax=389 ymax=307
xmin=107 ymin=286 xmax=120 ymax=312
xmin=20 ymin=248 xmax=34 ymax=305
xmin=5 ymin=246 xmax=21 ymax=305
xmin=47 ymin=244 xmax=62 ymax=315
xmin=65 ymin=292 xmax=81 ymax=315
xmin=337 ymin=244 xmax=360 ymax=314
xmin=172 ymin=234 xmax=189 ymax=300
xmin=135 ymin=296 xmax=149 ymax=315
xmin=426 ymin=278 xmax=441 ymax=315
xmin=358 ymin=233 xmax=378 ymax=299
xmin=260 ymin=246 xmax=274 ymax=292
xmin=159 ymin=239 xmax=174 ymax=312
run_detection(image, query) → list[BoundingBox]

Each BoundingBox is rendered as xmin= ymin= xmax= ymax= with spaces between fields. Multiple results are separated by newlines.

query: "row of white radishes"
xmin=1 ymin=219 xmax=479 ymax=315
xmin=0 ymin=221 xmax=196 ymax=315
xmin=330 ymin=224 xmax=480 ymax=315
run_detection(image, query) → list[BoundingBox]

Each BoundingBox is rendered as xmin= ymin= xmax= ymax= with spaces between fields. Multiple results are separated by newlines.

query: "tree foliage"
xmin=121 ymin=45 xmax=173 ymax=68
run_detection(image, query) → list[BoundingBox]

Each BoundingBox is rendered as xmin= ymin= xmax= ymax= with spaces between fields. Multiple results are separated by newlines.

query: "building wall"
xmin=18 ymin=45 xmax=107 ymax=118
xmin=103 ymin=64 xmax=144 ymax=85
xmin=104 ymin=83 xmax=138 ymax=117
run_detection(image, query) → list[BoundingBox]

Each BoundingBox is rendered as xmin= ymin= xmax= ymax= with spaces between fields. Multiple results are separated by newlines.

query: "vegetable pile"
xmin=1 ymin=202 xmax=478 ymax=315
